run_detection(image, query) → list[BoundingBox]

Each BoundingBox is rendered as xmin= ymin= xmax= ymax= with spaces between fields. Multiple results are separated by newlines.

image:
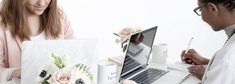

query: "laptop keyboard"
xmin=130 ymin=68 xmax=169 ymax=84
xmin=122 ymin=56 xmax=141 ymax=73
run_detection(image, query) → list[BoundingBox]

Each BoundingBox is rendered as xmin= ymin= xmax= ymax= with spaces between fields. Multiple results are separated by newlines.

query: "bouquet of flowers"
xmin=114 ymin=27 xmax=142 ymax=52
xmin=37 ymin=53 xmax=93 ymax=84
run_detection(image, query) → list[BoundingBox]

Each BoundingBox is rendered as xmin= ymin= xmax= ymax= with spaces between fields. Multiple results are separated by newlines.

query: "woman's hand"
xmin=11 ymin=69 xmax=21 ymax=79
xmin=188 ymin=65 xmax=205 ymax=80
xmin=181 ymin=49 xmax=209 ymax=65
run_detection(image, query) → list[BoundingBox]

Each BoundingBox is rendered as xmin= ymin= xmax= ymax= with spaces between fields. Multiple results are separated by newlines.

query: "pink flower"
xmin=118 ymin=27 xmax=136 ymax=42
xmin=52 ymin=69 xmax=73 ymax=84
xmin=114 ymin=27 xmax=142 ymax=52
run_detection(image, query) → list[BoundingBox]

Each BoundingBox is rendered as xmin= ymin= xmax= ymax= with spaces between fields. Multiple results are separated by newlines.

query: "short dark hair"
xmin=200 ymin=0 xmax=235 ymax=11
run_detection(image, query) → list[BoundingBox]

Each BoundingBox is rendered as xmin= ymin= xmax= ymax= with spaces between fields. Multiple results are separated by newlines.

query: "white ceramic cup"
xmin=97 ymin=62 xmax=117 ymax=84
xmin=151 ymin=43 xmax=168 ymax=65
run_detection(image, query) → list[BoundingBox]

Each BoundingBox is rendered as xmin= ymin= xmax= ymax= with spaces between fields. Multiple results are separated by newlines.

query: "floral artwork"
xmin=114 ymin=27 xmax=142 ymax=52
xmin=37 ymin=53 xmax=93 ymax=84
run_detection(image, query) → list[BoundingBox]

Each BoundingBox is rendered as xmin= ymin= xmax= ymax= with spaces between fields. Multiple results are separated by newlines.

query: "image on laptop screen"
xmin=120 ymin=27 xmax=157 ymax=80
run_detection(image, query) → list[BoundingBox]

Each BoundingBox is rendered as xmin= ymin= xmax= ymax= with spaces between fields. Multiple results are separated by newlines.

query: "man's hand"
xmin=181 ymin=49 xmax=209 ymax=65
xmin=188 ymin=65 xmax=205 ymax=80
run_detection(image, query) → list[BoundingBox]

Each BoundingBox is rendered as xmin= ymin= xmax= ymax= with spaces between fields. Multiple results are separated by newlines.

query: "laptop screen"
xmin=120 ymin=26 xmax=157 ymax=80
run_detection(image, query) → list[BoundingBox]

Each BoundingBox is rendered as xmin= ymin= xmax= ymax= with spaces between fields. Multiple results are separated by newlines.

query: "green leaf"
xmin=121 ymin=39 xmax=129 ymax=48
xmin=51 ymin=53 xmax=65 ymax=69
xmin=113 ymin=33 xmax=120 ymax=37
xmin=41 ymin=75 xmax=51 ymax=84
xmin=123 ymin=44 xmax=128 ymax=52
xmin=42 ymin=81 xmax=49 ymax=84
xmin=44 ymin=74 xmax=51 ymax=81
xmin=123 ymin=38 xmax=129 ymax=43
xmin=73 ymin=64 xmax=93 ymax=81
xmin=79 ymin=64 xmax=83 ymax=70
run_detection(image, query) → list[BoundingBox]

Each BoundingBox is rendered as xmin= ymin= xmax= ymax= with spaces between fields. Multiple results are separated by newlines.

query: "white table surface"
xmin=107 ymin=57 xmax=201 ymax=84
xmin=3 ymin=63 xmax=201 ymax=84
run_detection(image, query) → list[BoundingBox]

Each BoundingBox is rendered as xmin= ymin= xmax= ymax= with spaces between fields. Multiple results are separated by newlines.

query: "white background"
xmin=60 ymin=0 xmax=226 ymax=63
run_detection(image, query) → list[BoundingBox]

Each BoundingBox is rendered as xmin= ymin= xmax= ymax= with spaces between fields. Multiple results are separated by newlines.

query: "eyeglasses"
xmin=193 ymin=6 xmax=202 ymax=16
xmin=193 ymin=4 xmax=206 ymax=16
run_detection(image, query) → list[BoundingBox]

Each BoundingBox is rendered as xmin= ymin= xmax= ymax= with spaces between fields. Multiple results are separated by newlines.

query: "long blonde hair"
xmin=0 ymin=0 xmax=62 ymax=40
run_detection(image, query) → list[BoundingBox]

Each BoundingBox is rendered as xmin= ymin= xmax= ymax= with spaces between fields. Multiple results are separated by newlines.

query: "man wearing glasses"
xmin=181 ymin=0 xmax=235 ymax=84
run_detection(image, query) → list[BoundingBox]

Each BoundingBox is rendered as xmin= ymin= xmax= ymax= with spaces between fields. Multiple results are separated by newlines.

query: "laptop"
xmin=119 ymin=26 xmax=169 ymax=84
xmin=21 ymin=40 xmax=97 ymax=84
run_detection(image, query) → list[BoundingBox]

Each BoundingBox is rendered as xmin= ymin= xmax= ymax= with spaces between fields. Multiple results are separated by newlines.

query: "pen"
xmin=184 ymin=37 xmax=194 ymax=64
xmin=185 ymin=37 xmax=194 ymax=54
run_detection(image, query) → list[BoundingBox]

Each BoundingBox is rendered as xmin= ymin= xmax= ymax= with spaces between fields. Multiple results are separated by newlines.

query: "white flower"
xmin=73 ymin=72 xmax=92 ymax=84
xmin=118 ymin=27 xmax=142 ymax=42
xmin=118 ymin=27 xmax=136 ymax=42
xmin=38 ymin=53 xmax=93 ymax=84
xmin=52 ymin=69 xmax=74 ymax=84
xmin=114 ymin=27 xmax=142 ymax=52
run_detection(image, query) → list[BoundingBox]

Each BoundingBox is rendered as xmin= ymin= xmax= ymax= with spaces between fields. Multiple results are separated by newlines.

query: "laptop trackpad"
xmin=153 ymin=70 xmax=190 ymax=84
xmin=130 ymin=68 xmax=168 ymax=84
